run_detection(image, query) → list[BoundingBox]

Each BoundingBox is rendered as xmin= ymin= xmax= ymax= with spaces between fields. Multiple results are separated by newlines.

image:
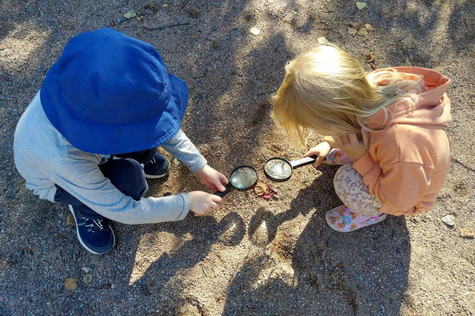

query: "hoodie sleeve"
xmin=353 ymin=153 xmax=431 ymax=215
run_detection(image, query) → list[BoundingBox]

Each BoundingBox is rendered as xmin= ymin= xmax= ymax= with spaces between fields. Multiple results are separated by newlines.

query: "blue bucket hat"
xmin=40 ymin=28 xmax=188 ymax=154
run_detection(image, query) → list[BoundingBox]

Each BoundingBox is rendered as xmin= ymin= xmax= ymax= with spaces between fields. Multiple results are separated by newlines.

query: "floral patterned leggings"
xmin=325 ymin=149 xmax=382 ymax=217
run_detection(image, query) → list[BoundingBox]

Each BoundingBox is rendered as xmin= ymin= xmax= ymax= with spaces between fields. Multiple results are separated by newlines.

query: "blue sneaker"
xmin=143 ymin=153 xmax=171 ymax=179
xmin=68 ymin=205 xmax=115 ymax=255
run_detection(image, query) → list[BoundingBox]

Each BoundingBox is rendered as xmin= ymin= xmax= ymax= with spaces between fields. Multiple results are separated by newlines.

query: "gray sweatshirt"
xmin=14 ymin=91 xmax=207 ymax=224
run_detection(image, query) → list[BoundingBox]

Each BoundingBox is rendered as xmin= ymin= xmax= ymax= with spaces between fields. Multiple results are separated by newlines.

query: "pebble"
xmin=83 ymin=274 xmax=93 ymax=284
xmin=460 ymin=228 xmax=474 ymax=239
xmin=441 ymin=215 xmax=455 ymax=227
xmin=0 ymin=258 xmax=13 ymax=270
xmin=64 ymin=278 xmax=78 ymax=291
xmin=66 ymin=214 xmax=76 ymax=226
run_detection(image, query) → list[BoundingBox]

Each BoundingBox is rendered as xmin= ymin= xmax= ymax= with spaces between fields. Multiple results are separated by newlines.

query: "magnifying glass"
xmin=214 ymin=165 xmax=259 ymax=197
xmin=263 ymin=155 xmax=317 ymax=182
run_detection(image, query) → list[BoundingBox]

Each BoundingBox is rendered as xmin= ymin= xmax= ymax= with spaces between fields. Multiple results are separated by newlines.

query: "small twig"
xmin=201 ymin=264 xmax=209 ymax=277
xmin=168 ymin=222 xmax=175 ymax=230
xmin=180 ymin=0 xmax=190 ymax=10
xmin=451 ymin=157 xmax=475 ymax=173
xmin=215 ymin=252 xmax=226 ymax=264
xmin=397 ymin=33 xmax=409 ymax=42
xmin=256 ymin=88 xmax=277 ymax=96
xmin=142 ymin=22 xmax=191 ymax=31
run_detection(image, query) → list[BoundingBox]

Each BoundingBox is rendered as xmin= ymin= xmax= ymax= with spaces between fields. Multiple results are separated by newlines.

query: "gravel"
xmin=1 ymin=0 xmax=474 ymax=315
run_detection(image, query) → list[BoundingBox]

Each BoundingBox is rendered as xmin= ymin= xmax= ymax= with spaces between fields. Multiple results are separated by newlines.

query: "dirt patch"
xmin=0 ymin=0 xmax=474 ymax=315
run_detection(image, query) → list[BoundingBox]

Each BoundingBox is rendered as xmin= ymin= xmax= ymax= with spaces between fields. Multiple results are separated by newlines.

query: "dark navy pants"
xmin=53 ymin=148 xmax=155 ymax=218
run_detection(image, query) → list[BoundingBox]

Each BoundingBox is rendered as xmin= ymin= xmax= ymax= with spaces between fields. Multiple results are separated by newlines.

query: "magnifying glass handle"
xmin=213 ymin=183 xmax=234 ymax=198
xmin=290 ymin=155 xmax=317 ymax=168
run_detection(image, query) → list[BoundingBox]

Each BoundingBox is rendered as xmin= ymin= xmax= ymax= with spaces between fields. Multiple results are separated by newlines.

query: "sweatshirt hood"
xmin=364 ymin=67 xmax=451 ymax=130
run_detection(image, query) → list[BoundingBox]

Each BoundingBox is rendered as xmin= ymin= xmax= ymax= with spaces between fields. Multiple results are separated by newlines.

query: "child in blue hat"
xmin=13 ymin=28 xmax=228 ymax=255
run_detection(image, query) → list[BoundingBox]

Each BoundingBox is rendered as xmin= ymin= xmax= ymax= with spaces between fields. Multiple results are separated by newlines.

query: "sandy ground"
xmin=0 ymin=0 xmax=474 ymax=315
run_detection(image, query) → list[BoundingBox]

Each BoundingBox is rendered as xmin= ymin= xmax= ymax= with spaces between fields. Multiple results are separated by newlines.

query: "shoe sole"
xmin=68 ymin=205 xmax=115 ymax=255
xmin=325 ymin=213 xmax=352 ymax=233
xmin=144 ymin=160 xmax=171 ymax=179
xmin=325 ymin=212 xmax=386 ymax=233
xmin=144 ymin=171 xmax=169 ymax=179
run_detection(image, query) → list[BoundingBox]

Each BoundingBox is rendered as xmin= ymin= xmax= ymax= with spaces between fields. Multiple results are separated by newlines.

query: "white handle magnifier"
xmin=263 ymin=155 xmax=317 ymax=182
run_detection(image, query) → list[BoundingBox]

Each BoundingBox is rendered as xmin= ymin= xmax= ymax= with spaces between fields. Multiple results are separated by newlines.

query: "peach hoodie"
xmin=353 ymin=67 xmax=451 ymax=216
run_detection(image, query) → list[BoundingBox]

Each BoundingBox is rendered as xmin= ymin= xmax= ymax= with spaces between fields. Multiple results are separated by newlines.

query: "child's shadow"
xmin=248 ymin=165 xmax=340 ymax=245
xmin=231 ymin=164 xmax=412 ymax=314
xmin=224 ymin=204 xmax=411 ymax=315
xmin=135 ymin=211 xmax=245 ymax=295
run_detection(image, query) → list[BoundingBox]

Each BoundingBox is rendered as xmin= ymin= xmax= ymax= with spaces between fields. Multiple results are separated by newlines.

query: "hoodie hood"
xmin=364 ymin=67 xmax=451 ymax=130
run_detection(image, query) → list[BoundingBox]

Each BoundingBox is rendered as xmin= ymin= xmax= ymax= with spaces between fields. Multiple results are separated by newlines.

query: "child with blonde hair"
xmin=272 ymin=44 xmax=451 ymax=232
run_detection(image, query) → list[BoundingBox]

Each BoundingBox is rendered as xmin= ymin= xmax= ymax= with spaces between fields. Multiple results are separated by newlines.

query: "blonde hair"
xmin=271 ymin=44 xmax=421 ymax=144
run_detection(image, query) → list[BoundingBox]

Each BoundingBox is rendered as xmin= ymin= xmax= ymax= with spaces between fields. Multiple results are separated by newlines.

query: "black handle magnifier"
xmin=214 ymin=165 xmax=259 ymax=197
xmin=263 ymin=155 xmax=317 ymax=182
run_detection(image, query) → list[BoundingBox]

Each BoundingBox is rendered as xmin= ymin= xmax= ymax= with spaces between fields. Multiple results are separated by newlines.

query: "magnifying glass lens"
xmin=264 ymin=159 xmax=292 ymax=180
xmin=230 ymin=166 xmax=258 ymax=189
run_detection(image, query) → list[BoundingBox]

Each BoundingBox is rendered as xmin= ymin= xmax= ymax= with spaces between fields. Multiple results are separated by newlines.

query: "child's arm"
xmin=334 ymin=130 xmax=370 ymax=163
xmin=161 ymin=129 xmax=228 ymax=192
xmin=323 ymin=136 xmax=336 ymax=148
xmin=305 ymin=141 xmax=332 ymax=167
xmin=160 ymin=129 xmax=208 ymax=173
xmin=188 ymin=191 xmax=223 ymax=215
xmin=47 ymin=154 xmax=192 ymax=224
xmin=195 ymin=164 xmax=228 ymax=192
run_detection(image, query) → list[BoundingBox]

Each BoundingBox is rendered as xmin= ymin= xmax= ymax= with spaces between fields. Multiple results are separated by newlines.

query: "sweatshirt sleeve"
xmin=353 ymin=153 xmax=431 ymax=215
xmin=15 ymin=95 xmax=191 ymax=225
xmin=161 ymin=129 xmax=207 ymax=173
xmin=47 ymin=150 xmax=190 ymax=225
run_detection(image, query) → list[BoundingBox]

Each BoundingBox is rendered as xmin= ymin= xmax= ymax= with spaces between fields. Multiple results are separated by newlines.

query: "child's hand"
xmin=188 ymin=191 xmax=222 ymax=216
xmin=196 ymin=164 xmax=229 ymax=193
xmin=305 ymin=141 xmax=332 ymax=167
xmin=336 ymin=129 xmax=370 ymax=162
